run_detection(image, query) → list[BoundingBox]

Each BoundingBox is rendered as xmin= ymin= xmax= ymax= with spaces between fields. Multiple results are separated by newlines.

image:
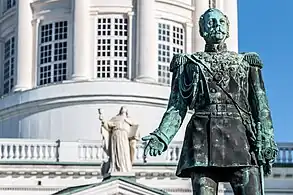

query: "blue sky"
xmin=238 ymin=1 xmax=293 ymax=142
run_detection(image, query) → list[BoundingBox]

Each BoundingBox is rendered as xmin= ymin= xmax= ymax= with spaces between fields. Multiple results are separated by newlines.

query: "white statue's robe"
xmin=101 ymin=115 xmax=139 ymax=174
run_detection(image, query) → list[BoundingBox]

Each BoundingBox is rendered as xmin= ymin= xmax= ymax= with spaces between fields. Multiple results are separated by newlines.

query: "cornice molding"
xmin=0 ymin=81 xmax=173 ymax=119
xmin=0 ymin=170 xmax=178 ymax=179
xmin=0 ymin=187 xmax=62 ymax=192
xmin=31 ymin=0 xmax=71 ymax=13
xmin=156 ymin=0 xmax=194 ymax=11
xmin=0 ymin=168 xmax=291 ymax=180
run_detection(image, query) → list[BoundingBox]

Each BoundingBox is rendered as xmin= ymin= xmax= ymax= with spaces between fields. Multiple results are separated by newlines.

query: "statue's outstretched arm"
xmin=150 ymin=54 xmax=188 ymax=151
xmin=246 ymin=53 xmax=278 ymax=174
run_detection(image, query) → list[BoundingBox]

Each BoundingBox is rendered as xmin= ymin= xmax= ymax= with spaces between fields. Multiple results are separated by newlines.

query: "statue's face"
xmin=200 ymin=9 xmax=229 ymax=44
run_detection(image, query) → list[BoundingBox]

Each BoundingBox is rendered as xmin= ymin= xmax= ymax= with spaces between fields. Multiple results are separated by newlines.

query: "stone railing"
xmin=276 ymin=142 xmax=293 ymax=164
xmin=77 ymin=140 xmax=183 ymax=164
xmin=0 ymin=139 xmax=291 ymax=165
xmin=0 ymin=139 xmax=58 ymax=162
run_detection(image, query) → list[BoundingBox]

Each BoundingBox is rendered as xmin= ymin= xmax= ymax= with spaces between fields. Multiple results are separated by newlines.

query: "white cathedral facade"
xmin=0 ymin=0 xmax=292 ymax=194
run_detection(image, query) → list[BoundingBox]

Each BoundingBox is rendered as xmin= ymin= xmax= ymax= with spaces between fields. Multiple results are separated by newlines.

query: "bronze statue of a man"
xmin=142 ymin=8 xmax=278 ymax=195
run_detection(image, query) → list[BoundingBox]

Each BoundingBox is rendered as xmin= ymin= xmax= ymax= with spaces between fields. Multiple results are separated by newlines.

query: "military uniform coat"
xmin=151 ymin=51 xmax=276 ymax=178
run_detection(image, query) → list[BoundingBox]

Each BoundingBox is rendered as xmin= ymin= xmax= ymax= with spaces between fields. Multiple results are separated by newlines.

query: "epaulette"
xmin=242 ymin=52 xmax=263 ymax=69
xmin=170 ymin=53 xmax=187 ymax=72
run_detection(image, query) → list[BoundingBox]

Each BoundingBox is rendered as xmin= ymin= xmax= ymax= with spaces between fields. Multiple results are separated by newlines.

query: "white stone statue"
xmin=98 ymin=106 xmax=140 ymax=176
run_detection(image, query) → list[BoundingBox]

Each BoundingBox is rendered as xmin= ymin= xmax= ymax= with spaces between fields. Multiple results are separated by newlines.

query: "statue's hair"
xmin=199 ymin=8 xmax=230 ymax=38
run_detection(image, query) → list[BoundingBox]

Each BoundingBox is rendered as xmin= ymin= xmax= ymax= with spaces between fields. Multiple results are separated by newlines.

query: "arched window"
xmin=157 ymin=20 xmax=184 ymax=85
xmin=38 ymin=21 xmax=68 ymax=86
xmin=95 ymin=15 xmax=128 ymax=79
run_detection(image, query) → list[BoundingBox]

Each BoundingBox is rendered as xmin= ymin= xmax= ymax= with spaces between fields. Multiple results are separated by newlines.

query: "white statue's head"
xmin=118 ymin=106 xmax=128 ymax=116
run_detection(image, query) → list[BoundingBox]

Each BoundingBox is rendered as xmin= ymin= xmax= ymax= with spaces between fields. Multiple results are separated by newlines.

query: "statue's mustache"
xmin=210 ymin=29 xmax=226 ymax=34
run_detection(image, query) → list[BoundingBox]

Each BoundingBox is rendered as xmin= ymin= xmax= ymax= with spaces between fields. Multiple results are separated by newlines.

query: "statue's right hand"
xmin=142 ymin=135 xmax=165 ymax=157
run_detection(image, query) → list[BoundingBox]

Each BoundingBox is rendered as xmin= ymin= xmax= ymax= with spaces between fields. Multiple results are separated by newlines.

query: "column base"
xmin=134 ymin=76 xmax=157 ymax=84
xmin=71 ymin=75 xmax=89 ymax=81
xmin=13 ymin=85 xmax=29 ymax=92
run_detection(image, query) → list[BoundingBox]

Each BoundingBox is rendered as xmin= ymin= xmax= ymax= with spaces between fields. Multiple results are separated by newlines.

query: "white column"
xmin=72 ymin=0 xmax=91 ymax=80
xmin=13 ymin=0 xmax=33 ymax=92
xmin=215 ymin=0 xmax=225 ymax=12
xmin=31 ymin=18 xmax=41 ymax=87
xmin=218 ymin=183 xmax=226 ymax=195
xmin=194 ymin=0 xmax=210 ymax=52
xmin=224 ymin=0 xmax=238 ymax=52
xmin=185 ymin=22 xmax=193 ymax=53
xmin=127 ymin=12 xmax=134 ymax=80
xmin=135 ymin=0 xmax=157 ymax=83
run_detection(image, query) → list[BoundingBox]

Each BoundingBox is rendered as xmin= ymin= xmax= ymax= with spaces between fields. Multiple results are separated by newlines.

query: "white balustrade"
xmin=77 ymin=140 xmax=105 ymax=162
xmin=0 ymin=139 xmax=291 ymax=165
xmin=276 ymin=143 xmax=293 ymax=164
xmin=0 ymin=139 xmax=58 ymax=161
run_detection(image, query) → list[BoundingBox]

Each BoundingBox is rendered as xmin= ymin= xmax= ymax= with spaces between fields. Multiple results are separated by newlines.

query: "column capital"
xmin=127 ymin=11 xmax=134 ymax=17
xmin=31 ymin=18 xmax=41 ymax=26
xmin=89 ymin=10 xmax=98 ymax=16
xmin=185 ymin=22 xmax=193 ymax=28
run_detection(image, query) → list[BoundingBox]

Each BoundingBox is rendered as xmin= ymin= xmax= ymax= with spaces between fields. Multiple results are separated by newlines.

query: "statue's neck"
xmin=204 ymin=42 xmax=227 ymax=52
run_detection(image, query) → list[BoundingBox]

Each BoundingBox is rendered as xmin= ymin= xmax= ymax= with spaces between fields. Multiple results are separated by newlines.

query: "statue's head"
xmin=199 ymin=8 xmax=230 ymax=44
xmin=119 ymin=106 xmax=128 ymax=116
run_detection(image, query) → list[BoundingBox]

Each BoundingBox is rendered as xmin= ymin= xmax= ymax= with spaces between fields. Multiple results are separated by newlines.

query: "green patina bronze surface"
xmin=142 ymin=8 xmax=278 ymax=195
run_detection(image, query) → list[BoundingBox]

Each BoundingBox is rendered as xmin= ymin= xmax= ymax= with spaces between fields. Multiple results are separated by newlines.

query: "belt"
xmin=195 ymin=104 xmax=241 ymax=117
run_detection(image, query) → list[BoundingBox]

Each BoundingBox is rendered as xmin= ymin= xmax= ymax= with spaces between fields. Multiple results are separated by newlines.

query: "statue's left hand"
xmin=142 ymin=135 xmax=165 ymax=157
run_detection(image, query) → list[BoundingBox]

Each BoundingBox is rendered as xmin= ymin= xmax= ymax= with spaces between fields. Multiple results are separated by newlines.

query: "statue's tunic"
xmin=102 ymin=115 xmax=133 ymax=173
xmin=151 ymin=51 xmax=276 ymax=178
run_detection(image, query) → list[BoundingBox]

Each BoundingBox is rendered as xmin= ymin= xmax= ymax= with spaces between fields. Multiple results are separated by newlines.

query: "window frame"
xmin=2 ymin=35 xmax=15 ymax=95
xmin=94 ymin=14 xmax=130 ymax=80
xmin=37 ymin=19 xmax=70 ymax=86
xmin=157 ymin=19 xmax=185 ymax=85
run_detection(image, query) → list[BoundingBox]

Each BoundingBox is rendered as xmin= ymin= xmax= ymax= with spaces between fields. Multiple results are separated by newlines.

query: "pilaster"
xmin=127 ymin=12 xmax=134 ymax=80
xmin=31 ymin=18 xmax=41 ymax=88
